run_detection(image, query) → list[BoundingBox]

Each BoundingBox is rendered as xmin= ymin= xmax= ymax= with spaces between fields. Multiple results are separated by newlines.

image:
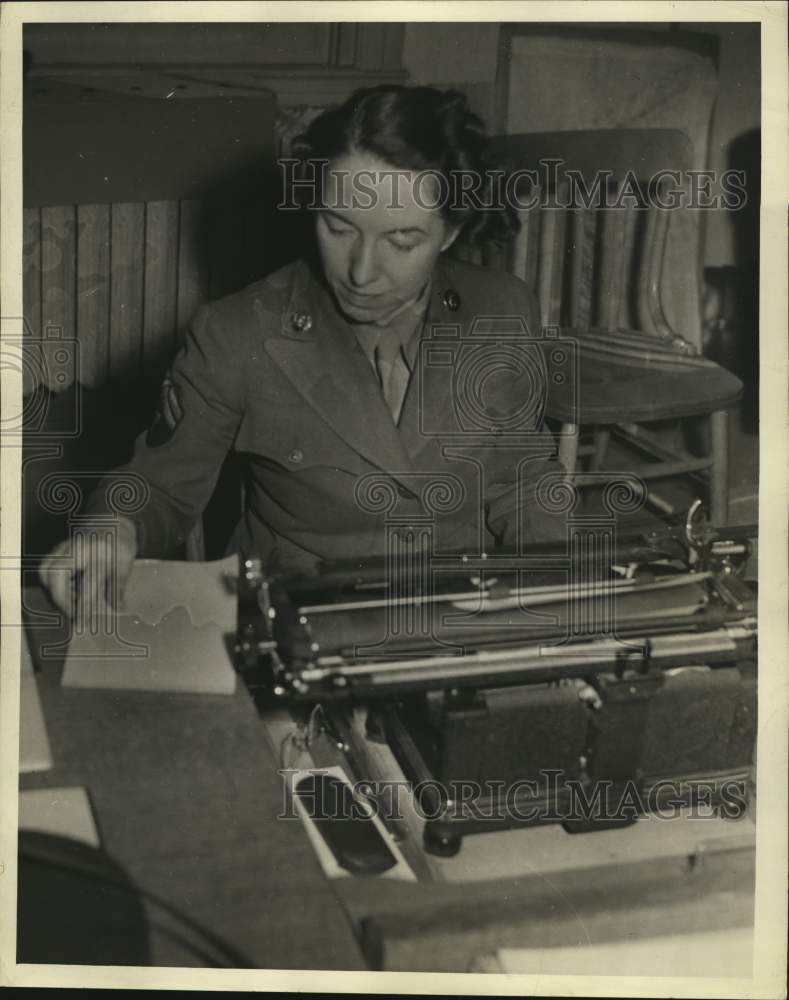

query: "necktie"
xmin=374 ymin=331 xmax=411 ymax=425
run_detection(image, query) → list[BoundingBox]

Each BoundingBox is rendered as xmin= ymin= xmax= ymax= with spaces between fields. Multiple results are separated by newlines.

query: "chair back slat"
xmin=598 ymin=190 xmax=628 ymax=331
xmin=537 ymin=201 xmax=568 ymax=327
xmin=490 ymin=128 xmax=700 ymax=346
xmin=568 ymin=206 xmax=596 ymax=329
xmin=637 ymin=208 xmax=662 ymax=337
xmin=611 ymin=208 xmax=637 ymax=331
xmin=511 ymin=196 xmax=542 ymax=298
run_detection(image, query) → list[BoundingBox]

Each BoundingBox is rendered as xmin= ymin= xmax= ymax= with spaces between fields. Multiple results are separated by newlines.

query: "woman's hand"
xmin=39 ymin=516 xmax=138 ymax=621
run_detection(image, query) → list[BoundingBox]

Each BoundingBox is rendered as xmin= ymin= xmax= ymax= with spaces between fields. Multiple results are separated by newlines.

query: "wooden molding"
xmin=24 ymin=22 xmax=407 ymax=107
xmin=27 ymin=64 xmax=408 ymax=108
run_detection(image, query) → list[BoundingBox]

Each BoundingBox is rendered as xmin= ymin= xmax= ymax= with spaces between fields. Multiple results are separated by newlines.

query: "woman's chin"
xmin=336 ymin=295 xmax=392 ymax=324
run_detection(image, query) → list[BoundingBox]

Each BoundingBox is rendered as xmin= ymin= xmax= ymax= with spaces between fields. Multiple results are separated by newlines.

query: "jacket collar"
xmin=263 ymin=257 xmax=467 ymax=481
xmin=264 ymin=259 xmax=415 ymax=479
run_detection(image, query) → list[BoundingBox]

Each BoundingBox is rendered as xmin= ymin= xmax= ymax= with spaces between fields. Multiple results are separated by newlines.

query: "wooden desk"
xmin=19 ymin=586 xmax=757 ymax=974
xmin=19 ymin=587 xmax=366 ymax=970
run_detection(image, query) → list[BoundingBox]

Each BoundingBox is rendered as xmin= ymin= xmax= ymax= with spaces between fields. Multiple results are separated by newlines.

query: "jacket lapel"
xmin=261 ymin=261 xmax=415 ymax=479
xmin=398 ymin=258 xmax=463 ymax=471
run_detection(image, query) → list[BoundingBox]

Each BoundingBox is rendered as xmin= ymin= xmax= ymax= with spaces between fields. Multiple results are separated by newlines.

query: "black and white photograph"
xmin=1 ymin=2 xmax=786 ymax=994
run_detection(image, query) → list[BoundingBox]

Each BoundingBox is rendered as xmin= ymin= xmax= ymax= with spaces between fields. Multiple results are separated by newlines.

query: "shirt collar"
xmin=351 ymin=280 xmax=433 ymax=370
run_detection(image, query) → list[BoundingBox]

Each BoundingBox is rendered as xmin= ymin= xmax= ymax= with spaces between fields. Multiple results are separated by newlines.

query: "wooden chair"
xmin=488 ymin=128 xmax=743 ymax=526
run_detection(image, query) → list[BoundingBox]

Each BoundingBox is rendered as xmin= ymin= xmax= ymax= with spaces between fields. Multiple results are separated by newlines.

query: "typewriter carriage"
xmin=234 ymin=515 xmax=757 ymax=855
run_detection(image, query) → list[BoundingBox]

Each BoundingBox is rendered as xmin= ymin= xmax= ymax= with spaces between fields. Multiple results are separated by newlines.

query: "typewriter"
xmin=235 ymin=500 xmax=757 ymax=856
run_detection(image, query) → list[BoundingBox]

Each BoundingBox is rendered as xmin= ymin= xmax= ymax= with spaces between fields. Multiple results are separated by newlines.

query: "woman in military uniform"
xmin=40 ymin=84 xmax=563 ymax=616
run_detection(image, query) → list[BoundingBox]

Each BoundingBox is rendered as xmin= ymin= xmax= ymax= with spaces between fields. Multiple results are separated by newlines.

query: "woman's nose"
xmin=348 ymin=239 xmax=378 ymax=288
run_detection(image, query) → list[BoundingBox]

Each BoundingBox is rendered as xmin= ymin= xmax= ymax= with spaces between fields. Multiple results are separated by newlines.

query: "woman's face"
xmin=316 ymin=150 xmax=458 ymax=325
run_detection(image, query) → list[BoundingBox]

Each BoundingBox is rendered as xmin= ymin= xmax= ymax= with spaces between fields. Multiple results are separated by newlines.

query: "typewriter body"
xmin=236 ymin=503 xmax=757 ymax=855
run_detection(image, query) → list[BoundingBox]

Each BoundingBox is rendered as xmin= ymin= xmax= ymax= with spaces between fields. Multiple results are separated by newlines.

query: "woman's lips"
xmin=340 ymin=287 xmax=385 ymax=307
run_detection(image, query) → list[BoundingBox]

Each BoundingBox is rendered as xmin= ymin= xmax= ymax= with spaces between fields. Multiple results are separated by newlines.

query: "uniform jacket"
xmin=109 ymin=254 xmax=565 ymax=573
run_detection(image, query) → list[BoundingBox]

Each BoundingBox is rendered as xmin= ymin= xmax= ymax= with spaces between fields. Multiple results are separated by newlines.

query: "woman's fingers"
xmin=72 ymin=531 xmax=109 ymax=630
xmin=39 ymin=529 xmax=134 ymax=622
xmin=39 ymin=540 xmax=75 ymax=616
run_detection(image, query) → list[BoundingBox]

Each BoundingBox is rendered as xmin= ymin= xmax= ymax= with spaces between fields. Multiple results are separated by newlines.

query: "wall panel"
xmin=22 ymin=208 xmax=42 ymax=340
xmin=108 ymin=203 xmax=145 ymax=383
xmin=22 ymin=196 xmax=224 ymax=398
xmin=40 ymin=206 xmax=77 ymax=391
xmin=175 ymin=200 xmax=211 ymax=346
xmin=75 ymin=203 xmax=111 ymax=389
xmin=143 ymin=201 xmax=180 ymax=376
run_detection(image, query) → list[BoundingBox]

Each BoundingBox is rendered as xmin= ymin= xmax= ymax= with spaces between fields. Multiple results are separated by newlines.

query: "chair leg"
xmin=590 ymin=427 xmax=611 ymax=470
xmin=559 ymin=423 xmax=579 ymax=476
xmin=710 ymin=410 xmax=729 ymax=526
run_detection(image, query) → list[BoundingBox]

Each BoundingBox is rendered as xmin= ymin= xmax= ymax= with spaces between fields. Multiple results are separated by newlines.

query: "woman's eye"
xmin=388 ymin=236 xmax=420 ymax=252
xmin=322 ymin=216 xmax=353 ymax=236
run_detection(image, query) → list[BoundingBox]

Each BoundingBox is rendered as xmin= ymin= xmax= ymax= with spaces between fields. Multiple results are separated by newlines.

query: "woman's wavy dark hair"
xmin=292 ymin=85 xmax=519 ymax=247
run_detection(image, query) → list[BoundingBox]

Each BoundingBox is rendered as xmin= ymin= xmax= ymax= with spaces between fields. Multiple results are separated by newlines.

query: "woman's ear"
xmin=440 ymin=225 xmax=462 ymax=253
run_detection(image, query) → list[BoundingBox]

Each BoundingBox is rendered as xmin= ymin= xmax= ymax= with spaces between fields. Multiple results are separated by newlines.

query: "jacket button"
xmin=443 ymin=289 xmax=461 ymax=312
xmin=290 ymin=311 xmax=313 ymax=333
xmin=288 ymin=448 xmax=304 ymax=464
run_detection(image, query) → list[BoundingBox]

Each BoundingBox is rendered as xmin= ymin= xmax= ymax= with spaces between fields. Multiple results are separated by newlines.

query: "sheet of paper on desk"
xmin=61 ymin=554 xmax=238 ymax=695
xmin=20 ymin=630 xmax=53 ymax=773
xmin=19 ymin=786 xmax=101 ymax=849
xmin=122 ymin=554 xmax=237 ymax=630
